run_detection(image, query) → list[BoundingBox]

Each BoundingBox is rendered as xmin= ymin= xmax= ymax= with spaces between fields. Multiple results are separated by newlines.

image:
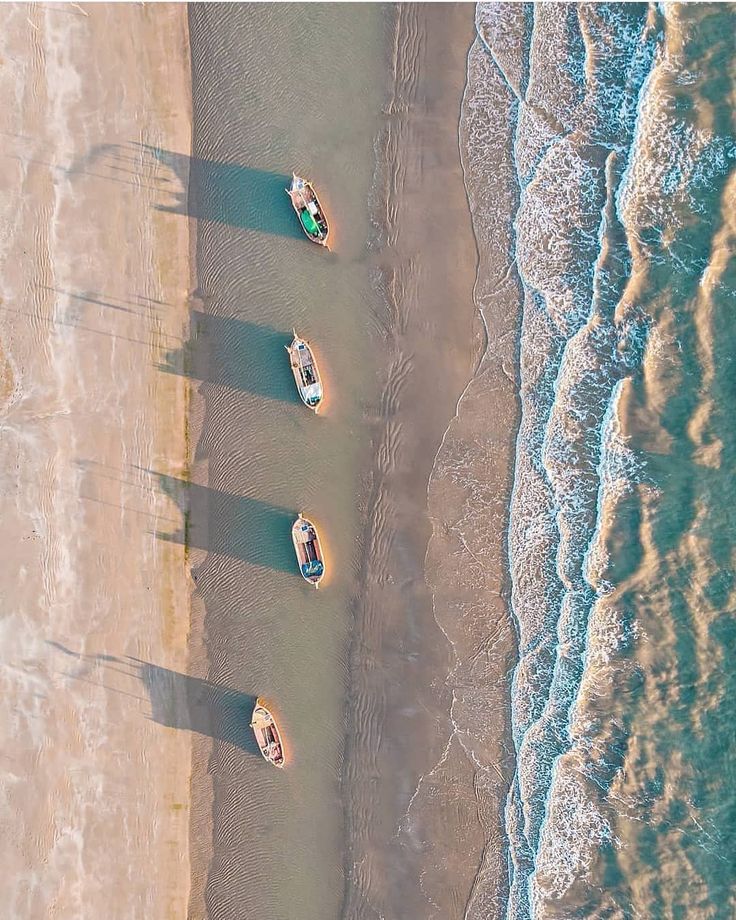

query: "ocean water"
xmin=466 ymin=3 xmax=736 ymax=917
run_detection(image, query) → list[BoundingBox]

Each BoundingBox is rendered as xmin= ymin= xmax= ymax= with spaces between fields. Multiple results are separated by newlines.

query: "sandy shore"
xmin=342 ymin=6 xmax=500 ymax=919
xmin=0 ymin=6 xmax=192 ymax=917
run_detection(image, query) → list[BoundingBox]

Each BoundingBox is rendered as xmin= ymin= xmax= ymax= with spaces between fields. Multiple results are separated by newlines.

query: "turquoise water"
xmin=469 ymin=3 xmax=736 ymax=916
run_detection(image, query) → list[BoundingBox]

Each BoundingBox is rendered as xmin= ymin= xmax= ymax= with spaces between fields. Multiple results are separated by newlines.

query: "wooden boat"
xmin=250 ymin=698 xmax=285 ymax=768
xmin=286 ymin=331 xmax=323 ymax=412
xmin=291 ymin=514 xmax=325 ymax=587
xmin=287 ymin=173 xmax=330 ymax=246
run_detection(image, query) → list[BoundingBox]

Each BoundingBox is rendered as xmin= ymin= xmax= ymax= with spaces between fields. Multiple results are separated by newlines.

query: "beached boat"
xmin=250 ymin=698 xmax=285 ymax=768
xmin=287 ymin=173 xmax=330 ymax=246
xmin=286 ymin=331 xmax=323 ymax=411
xmin=291 ymin=514 xmax=325 ymax=587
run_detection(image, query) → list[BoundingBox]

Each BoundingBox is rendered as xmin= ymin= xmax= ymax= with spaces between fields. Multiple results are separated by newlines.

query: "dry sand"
xmin=0 ymin=5 xmax=192 ymax=917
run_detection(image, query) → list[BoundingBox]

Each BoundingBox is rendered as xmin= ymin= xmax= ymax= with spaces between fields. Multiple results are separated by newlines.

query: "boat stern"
xmin=301 ymin=382 xmax=323 ymax=410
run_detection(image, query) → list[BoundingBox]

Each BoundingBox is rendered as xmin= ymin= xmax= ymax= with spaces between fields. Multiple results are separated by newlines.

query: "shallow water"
xmin=184 ymin=5 xmax=389 ymax=918
xmin=462 ymin=3 xmax=736 ymax=917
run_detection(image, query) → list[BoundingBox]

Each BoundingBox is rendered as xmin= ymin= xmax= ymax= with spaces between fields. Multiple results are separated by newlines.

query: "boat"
xmin=291 ymin=514 xmax=325 ymax=587
xmin=286 ymin=331 xmax=323 ymax=411
xmin=287 ymin=173 xmax=330 ymax=246
xmin=250 ymin=698 xmax=285 ymax=768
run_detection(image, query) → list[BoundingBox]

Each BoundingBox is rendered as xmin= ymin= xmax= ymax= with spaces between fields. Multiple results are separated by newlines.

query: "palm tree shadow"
xmin=132 ymin=657 xmax=260 ymax=754
xmin=156 ymin=310 xmax=298 ymax=404
xmin=146 ymin=470 xmax=296 ymax=574
xmin=64 ymin=142 xmax=304 ymax=238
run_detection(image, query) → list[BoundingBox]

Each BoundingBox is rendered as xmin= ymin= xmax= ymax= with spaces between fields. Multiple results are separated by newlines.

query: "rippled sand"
xmin=183 ymin=4 xmax=496 ymax=919
xmin=183 ymin=5 xmax=389 ymax=919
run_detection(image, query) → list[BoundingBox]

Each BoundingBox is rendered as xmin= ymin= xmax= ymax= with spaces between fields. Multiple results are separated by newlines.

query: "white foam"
xmin=531 ymin=759 xmax=613 ymax=904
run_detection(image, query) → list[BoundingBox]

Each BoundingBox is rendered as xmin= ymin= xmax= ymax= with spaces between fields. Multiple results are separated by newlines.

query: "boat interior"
xmin=291 ymin=184 xmax=327 ymax=228
xmin=253 ymin=715 xmax=282 ymax=758
xmin=293 ymin=523 xmax=324 ymax=578
xmin=299 ymin=363 xmax=317 ymax=386
xmin=292 ymin=345 xmax=316 ymax=375
xmin=263 ymin=726 xmax=282 ymax=759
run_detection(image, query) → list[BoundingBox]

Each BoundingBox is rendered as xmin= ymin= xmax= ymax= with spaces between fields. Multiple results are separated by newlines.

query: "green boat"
xmin=287 ymin=173 xmax=330 ymax=247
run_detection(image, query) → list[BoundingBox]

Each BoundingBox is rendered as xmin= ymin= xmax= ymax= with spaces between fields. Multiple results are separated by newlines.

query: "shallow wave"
xmin=464 ymin=4 xmax=661 ymax=916
xmin=464 ymin=3 xmax=736 ymax=917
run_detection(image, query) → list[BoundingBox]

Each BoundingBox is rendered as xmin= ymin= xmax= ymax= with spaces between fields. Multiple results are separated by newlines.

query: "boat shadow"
xmin=132 ymin=658 xmax=260 ymax=754
xmin=156 ymin=311 xmax=298 ymax=404
xmin=141 ymin=144 xmax=304 ymax=239
xmin=48 ymin=644 xmax=260 ymax=755
xmin=147 ymin=470 xmax=296 ymax=574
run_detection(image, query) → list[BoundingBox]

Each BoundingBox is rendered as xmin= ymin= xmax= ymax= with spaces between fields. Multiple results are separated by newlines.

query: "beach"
xmin=342 ymin=5 xmax=511 ymax=919
xmin=0 ymin=5 xmax=192 ymax=917
xmin=5 ymin=4 xmax=732 ymax=919
xmin=0 ymin=4 xmax=515 ymax=918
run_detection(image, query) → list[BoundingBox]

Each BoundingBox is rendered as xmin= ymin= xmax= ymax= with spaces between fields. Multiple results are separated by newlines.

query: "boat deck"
xmin=293 ymin=525 xmax=316 ymax=545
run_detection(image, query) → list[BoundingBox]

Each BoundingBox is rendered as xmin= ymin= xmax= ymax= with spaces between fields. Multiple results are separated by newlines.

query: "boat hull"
xmin=250 ymin=698 xmax=285 ymax=768
xmin=286 ymin=333 xmax=323 ymax=412
xmin=291 ymin=514 xmax=325 ymax=586
xmin=287 ymin=173 xmax=330 ymax=246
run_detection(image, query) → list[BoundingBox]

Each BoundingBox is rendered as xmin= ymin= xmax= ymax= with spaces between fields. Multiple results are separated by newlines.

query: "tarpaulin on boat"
xmin=300 ymin=210 xmax=320 ymax=235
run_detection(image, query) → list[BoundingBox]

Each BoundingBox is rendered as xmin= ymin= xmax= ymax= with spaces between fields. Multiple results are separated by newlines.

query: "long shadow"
xmin=43 ymin=286 xmax=167 ymax=318
xmin=133 ymin=657 xmax=260 ymax=754
xmin=48 ymin=644 xmax=259 ymax=754
xmin=156 ymin=310 xmax=298 ymax=403
xmin=140 ymin=144 xmax=303 ymax=238
xmin=148 ymin=470 xmax=295 ymax=573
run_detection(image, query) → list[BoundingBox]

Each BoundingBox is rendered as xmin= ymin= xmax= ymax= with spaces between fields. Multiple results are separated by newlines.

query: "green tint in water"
xmin=184 ymin=5 xmax=390 ymax=919
xmin=587 ymin=5 xmax=736 ymax=917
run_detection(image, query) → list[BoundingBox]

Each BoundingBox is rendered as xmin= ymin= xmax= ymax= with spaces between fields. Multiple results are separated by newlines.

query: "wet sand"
xmin=0 ymin=5 xmax=192 ymax=917
xmin=181 ymin=3 xmax=520 ymax=918
xmin=417 ymin=11 xmax=523 ymax=916
xmin=342 ymin=6 xmax=515 ymax=920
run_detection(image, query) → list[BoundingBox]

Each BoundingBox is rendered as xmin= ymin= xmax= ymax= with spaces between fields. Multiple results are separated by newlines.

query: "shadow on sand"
xmin=48 ymin=644 xmax=260 ymax=755
xmin=86 ymin=142 xmax=304 ymax=238
xmin=146 ymin=470 xmax=295 ymax=574
xmin=156 ymin=311 xmax=298 ymax=404
xmin=158 ymin=148 xmax=302 ymax=237
xmin=133 ymin=657 xmax=260 ymax=754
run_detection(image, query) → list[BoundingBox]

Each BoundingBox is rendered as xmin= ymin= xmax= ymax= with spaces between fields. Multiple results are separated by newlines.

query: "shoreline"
xmin=423 ymin=19 xmax=522 ymax=914
xmin=419 ymin=9 xmax=525 ymax=915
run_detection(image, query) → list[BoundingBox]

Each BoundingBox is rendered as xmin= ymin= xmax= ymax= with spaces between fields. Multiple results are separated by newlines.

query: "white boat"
xmin=286 ymin=332 xmax=323 ymax=412
xmin=250 ymin=698 xmax=285 ymax=768
xmin=291 ymin=514 xmax=325 ymax=587
xmin=286 ymin=173 xmax=330 ymax=246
